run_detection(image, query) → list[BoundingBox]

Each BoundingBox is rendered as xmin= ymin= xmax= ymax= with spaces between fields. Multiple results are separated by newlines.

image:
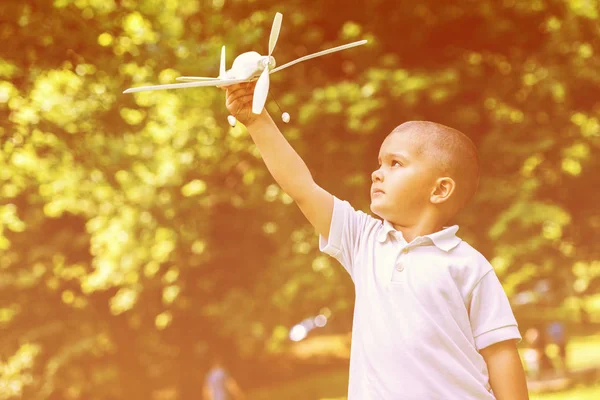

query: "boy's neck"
xmin=390 ymin=219 xmax=445 ymax=243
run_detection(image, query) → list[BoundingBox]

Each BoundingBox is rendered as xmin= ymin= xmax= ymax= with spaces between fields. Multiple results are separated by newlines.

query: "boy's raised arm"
xmin=224 ymin=82 xmax=334 ymax=239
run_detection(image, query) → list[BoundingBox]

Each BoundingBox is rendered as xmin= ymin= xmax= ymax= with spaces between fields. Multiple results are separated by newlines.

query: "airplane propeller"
xmin=252 ymin=12 xmax=282 ymax=115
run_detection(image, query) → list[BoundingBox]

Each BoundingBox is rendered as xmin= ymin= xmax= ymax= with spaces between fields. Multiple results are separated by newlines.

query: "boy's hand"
xmin=223 ymin=81 xmax=263 ymax=127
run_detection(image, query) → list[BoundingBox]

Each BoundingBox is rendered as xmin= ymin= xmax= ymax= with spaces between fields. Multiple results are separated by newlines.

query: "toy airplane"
xmin=123 ymin=12 xmax=367 ymax=127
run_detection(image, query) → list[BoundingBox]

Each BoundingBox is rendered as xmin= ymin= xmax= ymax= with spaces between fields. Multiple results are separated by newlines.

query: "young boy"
xmin=223 ymin=82 xmax=529 ymax=399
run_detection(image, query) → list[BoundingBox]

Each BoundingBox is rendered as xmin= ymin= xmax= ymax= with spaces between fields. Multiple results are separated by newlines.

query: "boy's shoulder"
xmin=445 ymin=238 xmax=496 ymax=289
xmin=451 ymin=238 xmax=492 ymax=267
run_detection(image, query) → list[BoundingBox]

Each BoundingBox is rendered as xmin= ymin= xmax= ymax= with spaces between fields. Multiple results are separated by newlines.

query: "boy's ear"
xmin=430 ymin=177 xmax=455 ymax=204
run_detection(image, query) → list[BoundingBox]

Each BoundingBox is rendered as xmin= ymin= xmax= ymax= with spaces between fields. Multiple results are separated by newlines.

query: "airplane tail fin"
xmin=219 ymin=46 xmax=226 ymax=78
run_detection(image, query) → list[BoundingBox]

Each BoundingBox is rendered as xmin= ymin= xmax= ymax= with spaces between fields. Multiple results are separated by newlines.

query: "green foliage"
xmin=1 ymin=0 xmax=599 ymax=398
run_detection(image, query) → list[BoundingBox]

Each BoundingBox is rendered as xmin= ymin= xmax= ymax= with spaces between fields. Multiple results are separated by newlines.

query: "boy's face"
xmin=370 ymin=129 xmax=439 ymax=224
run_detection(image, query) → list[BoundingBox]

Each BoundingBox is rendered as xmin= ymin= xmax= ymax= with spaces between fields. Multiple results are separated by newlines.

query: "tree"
xmin=1 ymin=0 xmax=598 ymax=398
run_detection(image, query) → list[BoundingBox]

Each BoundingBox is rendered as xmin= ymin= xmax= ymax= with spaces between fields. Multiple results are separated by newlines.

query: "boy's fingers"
xmin=227 ymin=94 xmax=254 ymax=108
xmin=227 ymin=84 xmax=255 ymax=98
xmin=226 ymin=94 xmax=254 ymax=110
xmin=223 ymin=81 xmax=254 ymax=92
xmin=225 ymin=87 xmax=255 ymax=105
xmin=224 ymin=81 xmax=258 ymax=113
xmin=220 ymin=83 xmax=239 ymax=93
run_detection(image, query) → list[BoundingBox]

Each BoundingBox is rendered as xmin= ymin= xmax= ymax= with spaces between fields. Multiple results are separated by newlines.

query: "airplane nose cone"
xmin=260 ymin=56 xmax=276 ymax=69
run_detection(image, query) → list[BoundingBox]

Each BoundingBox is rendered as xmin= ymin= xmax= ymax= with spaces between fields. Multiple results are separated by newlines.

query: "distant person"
xmin=531 ymin=324 xmax=553 ymax=378
xmin=547 ymin=321 xmax=568 ymax=373
xmin=223 ymin=83 xmax=529 ymax=398
xmin=203 ymin=357 xmax=245 ymax=400
xmin=524 ymin=327 xmax=541 ymax=379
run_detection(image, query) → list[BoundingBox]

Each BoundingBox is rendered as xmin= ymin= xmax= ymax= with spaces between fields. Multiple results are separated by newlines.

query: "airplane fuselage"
xmin=225 ymin=51 xmax=276 ymax=80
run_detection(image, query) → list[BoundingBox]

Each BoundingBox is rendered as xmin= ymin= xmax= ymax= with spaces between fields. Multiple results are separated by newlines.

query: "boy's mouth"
xmin=371 ymin=188 xmax=385 ymax=196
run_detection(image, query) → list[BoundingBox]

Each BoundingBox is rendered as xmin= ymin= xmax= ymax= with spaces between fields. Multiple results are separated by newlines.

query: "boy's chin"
xmin=370 ymin=203 xmax=385 ymax=219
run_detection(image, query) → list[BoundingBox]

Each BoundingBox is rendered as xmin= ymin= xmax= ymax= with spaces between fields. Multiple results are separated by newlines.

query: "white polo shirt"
xmin=319 ymin=197 xmax=521 ymax=400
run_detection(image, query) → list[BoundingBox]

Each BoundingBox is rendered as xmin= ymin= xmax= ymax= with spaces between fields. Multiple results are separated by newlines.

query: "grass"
xmin=248 ymin=369 xmax=348 ymax=400
xmin=531 ymin=384 xmax=600 ymax=400
xmin=566 ymin=335 xmax=600 ymax=370
xmin=247 ymin=335 xmax=600 ymax=400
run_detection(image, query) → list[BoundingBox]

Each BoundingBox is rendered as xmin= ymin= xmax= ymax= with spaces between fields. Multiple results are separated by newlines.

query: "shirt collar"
xmin=377 ymin=220 xmax=462 ymax=252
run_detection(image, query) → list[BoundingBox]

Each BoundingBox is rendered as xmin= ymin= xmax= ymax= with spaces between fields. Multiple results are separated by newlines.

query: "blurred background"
xmin=1 ymin=0 xmax=599 ymax=399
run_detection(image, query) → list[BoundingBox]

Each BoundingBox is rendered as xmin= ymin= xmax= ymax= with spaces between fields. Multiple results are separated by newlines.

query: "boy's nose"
xmin=372 ymin=169 xmax=383 ymax=182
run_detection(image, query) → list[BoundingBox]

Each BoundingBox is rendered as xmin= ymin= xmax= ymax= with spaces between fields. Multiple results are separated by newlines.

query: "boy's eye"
xmin=392 ymin=160 xmax=402 ymax=167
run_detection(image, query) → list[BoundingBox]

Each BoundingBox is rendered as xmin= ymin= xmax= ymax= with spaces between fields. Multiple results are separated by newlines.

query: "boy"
xmin=223 ymin=82 xmax=529 ymax=399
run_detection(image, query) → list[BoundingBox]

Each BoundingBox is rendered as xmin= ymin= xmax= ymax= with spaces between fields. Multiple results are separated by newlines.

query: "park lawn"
xmin=565 ymin=334 xmax=600 ymax=370
xmin=248 ymin=368 xmax=349 ymax=400
xmin=531 ymin=384 xmax=600 ymax=400
xmin=248 ymin=335 xmax=600 ymax=400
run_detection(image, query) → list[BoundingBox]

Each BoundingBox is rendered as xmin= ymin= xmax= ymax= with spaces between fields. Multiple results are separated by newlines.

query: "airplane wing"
xmin=175 ymin=76 xmax=221 ymax=82
xmin=123 ymin=77 xmax=250 ymax=94
xmin=270 ymin=40 xmax=367 ymax=74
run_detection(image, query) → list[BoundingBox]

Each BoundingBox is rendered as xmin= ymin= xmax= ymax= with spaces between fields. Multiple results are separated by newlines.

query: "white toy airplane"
xmin=123 ymin=12 xmax=367 ymax=127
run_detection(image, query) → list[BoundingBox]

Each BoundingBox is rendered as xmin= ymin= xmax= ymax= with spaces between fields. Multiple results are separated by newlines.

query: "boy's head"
xmin=370 ymin=121 xmax=479 ymax=227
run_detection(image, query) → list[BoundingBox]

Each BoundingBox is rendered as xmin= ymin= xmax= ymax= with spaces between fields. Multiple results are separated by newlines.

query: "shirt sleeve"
xmin=469 ymin=270 xmax=522 ymax=350
xmin=318 ymin=196 xmax=370 ymax=279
